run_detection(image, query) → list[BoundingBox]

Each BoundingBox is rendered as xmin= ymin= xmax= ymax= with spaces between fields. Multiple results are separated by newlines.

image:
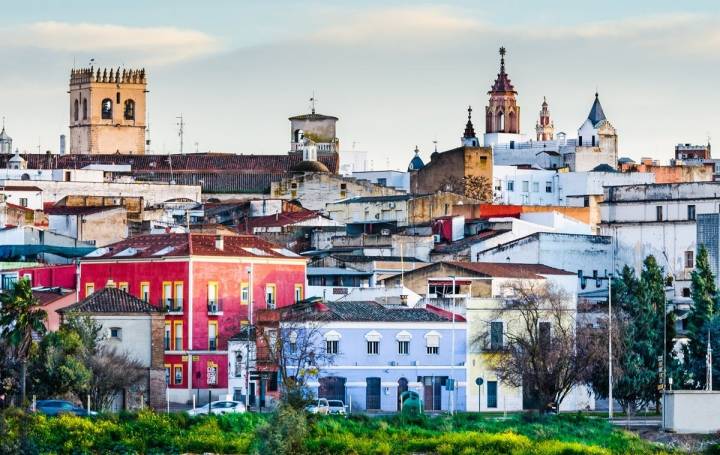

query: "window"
xmin=377 ymin=178 xmax=387 ymax=186
xmin=487 ymin=381 xmax=498 ymax=408
xmin=538 ymin=322 xmax=551 ymax=349
xmin=119 ymin=282 xmax=129 ymax=292
xmin=429 ymin=283 xmax=460 ymax=296
xmin=507 ymin=180 xmax=514 ymax=191
xmin=85 ymin=283 xmax=95 ymax=297
xmin=326 ymin=340 xmax=339 ymax=354
xmin=163 ymin=281 xmax=173 ymax=309
xmin=124 ymin=99 xmax=135 ymax=120
xmin=174 ymin=365 xmax=183 ymax=385
xmin=688 ymin=205 xmax=696 ymax=221
xmin=583 ymin=196 xmax=590 ymax=207
xmin=173 ymin=282 xmax=183 ymax=310
xmin=522 ymin=181 xmax=529 ymax=192
xmin=164 ymin=323 xmax=171 ymax=350
xmin=140 ymin=282 xmax=150 ymax=302
xmin=294 ymin=284 xmax=303 ymax=303
xmin=207 ymin=282 xmax=219 ymax=312
xmin=480 ymin=156 xmax=488 ymax=168
xmin=208 ymin=321 xmax=218 ymax=351
xmin=685 ymin=251 xmax=694 ymax=269
xmin=74 ymin=99 xmax=79 ymax=121
xmin=164 ymin=364 xmax=171 ymax=385
xmin=110 ymin=327 xmax=122 ymax=339
xmin=490 ymin=321 xmax=503 ymax=350
xmin=398 ymin=340 xmax=409 ymax=355
xmin=116 ymin=92 xmax=121 ymax=104
xmin=241 ymin=283 xmax=249 ymax=305
xmin=532 ymin=182 xmax=539 ymax=192
xmin=19 ymin=198 xmax=28 ymax=207
xmin=656 ymin=206 xmax=663 ymax=222
xmin=683 ymin=287 xmax=691 ymax=298
xmin=101 ymin=98 xmax=113 ymax=119
xmin=82 ymin=98 xmax=87 ymax=120
xmin=591 ymin=136 xmax=596 ymax=146
xmin=367 ymin=341 xmax=379 ymax=355
xmin=578 ymin=135 xmax=583 ymax=146
xmin=425 ymin=330 xmax=441 ymax=355
xmin=174 ymin=322 xmax=183 ymax=350
xmin=265 ymin=284 xmax=276 ymax=309
xmin=545 ymin=181 xmax=552 ymax=193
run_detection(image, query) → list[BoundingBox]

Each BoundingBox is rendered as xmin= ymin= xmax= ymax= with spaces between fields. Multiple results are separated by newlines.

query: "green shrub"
xmin=257 ymin=404 xmax=309 ymax=455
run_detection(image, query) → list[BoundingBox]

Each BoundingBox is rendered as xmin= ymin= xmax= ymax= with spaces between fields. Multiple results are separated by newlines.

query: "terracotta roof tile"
xmin=447 ymin=261 xmax=576 ymax=278
xmin=46 ymin=205 xmax=123 ymax=216
xmin=60 ymin=287 xmax=159 ymax=313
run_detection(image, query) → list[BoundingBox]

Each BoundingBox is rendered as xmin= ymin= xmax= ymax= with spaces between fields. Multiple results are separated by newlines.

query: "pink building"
xmin=79 ymin=233 xmax=307 ymax=403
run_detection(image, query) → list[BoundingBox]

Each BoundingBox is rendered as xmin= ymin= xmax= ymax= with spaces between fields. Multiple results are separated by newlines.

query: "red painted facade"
xmin=8 ymin=264 xmax=77 ymax=289
xmin=79 ymin=234 xmax=306 ymax=396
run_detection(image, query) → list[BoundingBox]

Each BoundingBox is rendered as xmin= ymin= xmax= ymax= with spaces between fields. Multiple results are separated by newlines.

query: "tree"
xmin=256 ymin=302 xmax=335 ymax=409
xmin=0 ymin=279 xmax=46 ymax=403
xmin=480 ymin=281 xmax=599 ymax=412
xmin=437 ymin=175 xmax=493 ymax=202
xmin=27 ymin=327 xmax=92 ymax=400
xmin=87 ymin=346 xmax=146 ymax=411
xmin=684 ymin=246 xmax=720 ymax=388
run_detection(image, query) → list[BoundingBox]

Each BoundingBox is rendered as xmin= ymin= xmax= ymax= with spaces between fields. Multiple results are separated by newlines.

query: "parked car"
xmin=187 ymin=400 xmax=246 ymax=416
xmin=327 ymin=400 xmax=347 ymax=415
xmin=33 ymin=400 xmax=97 ymax=416
xmin=305 ymin=398 xmax=330 ymax=415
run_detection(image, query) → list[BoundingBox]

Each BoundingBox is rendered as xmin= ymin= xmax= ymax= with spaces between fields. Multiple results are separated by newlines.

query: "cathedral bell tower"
xmin=69 ymin=67 xmax=147 ymax=155
xmin=535 ymin=97 xmax=554 ymax=141
xmin=485 ymin=47 xmax=520 ymax=135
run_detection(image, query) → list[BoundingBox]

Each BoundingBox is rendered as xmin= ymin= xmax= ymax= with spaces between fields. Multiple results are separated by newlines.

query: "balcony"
xmin=207 ymin=299 xmax=223 ymax=314
xmin=162 ymin=298 xmax=183 ymax=313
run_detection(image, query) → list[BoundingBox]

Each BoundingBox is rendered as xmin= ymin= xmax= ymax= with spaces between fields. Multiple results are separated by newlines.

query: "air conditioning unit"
xmin=433 ymin=234 xmax=441 ymax=243
xmin=388 ymin=202 xmax=396 ymax=209
xmin=389 ymin=361 xmax=397 ymax=366
xmin=380 ymin=229 xmax=391 ymax=236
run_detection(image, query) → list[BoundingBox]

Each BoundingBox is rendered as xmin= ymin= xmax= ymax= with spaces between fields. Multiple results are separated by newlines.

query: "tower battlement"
xmin=70 ymin=67 xmax=147 ymax=85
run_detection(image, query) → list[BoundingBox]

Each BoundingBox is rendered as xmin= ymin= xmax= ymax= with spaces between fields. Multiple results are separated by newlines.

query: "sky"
xmin=2 ymin=1 xmax=720 ymax=170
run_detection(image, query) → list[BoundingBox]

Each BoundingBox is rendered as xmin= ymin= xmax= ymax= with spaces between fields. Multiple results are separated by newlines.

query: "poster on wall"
xmin=207 ymin=362 xmax=218 ymax=385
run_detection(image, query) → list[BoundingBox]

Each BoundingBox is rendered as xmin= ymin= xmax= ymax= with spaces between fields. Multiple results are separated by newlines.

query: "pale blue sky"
xmin=2 ymin=1 xmax=719 ymax=169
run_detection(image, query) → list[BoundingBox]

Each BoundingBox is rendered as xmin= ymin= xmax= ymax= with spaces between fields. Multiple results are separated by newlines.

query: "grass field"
xmin=0 ymin=407 xmax=683 ymax=454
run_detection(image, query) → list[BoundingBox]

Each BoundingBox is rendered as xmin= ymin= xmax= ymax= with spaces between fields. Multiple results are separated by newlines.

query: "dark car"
xmin=34 ymin=400 xmax=96 ymax=416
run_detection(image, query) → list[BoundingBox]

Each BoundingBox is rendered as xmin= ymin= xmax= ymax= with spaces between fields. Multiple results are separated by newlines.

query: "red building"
xmin=79 ymin=233 xmax=307 ymax=403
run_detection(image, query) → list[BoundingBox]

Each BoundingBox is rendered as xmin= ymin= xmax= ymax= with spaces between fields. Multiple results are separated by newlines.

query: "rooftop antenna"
xmin=176 ymin=114 xmax=184 ymax=154
xmin=195 ymin=142 xmax=199 ymax=154
xmin=309 ymin=91 xmax=317 ymax=114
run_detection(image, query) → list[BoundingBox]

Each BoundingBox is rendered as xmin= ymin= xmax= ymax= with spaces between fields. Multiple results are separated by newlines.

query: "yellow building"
xmin=69 ymin=67 xmax=147 ymax=155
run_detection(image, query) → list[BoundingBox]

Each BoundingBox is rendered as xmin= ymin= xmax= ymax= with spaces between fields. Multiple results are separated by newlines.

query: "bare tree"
xmin=87 ymin=346 xmax=146 ymax=411
xmin=477 ymin=281 xmax=600 ymax=412
xmin=256 ymin=303 xmax=335 ymax=409
xmin=437 ymin=175 xmax=492 ymax=202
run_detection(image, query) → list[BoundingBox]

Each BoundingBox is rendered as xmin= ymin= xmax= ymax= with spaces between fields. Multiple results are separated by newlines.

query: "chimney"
xmin=400 ymin=294 xmax=408 ymax=306
xmin=215 ymin=234 xmax=224 ymax=251
xmin=59 ymin=135 xmax=66 ymax=155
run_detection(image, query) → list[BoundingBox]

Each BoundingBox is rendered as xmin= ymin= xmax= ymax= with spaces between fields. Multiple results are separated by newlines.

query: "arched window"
xmin=101 ymin=98 xmax=113 ymax=120
xmin=74 ymin=99 xmax=79 ymax=121
xmin=498 ymin=112 xmax=505 ymax=131
xmin=124 ymin=99 xmax=135 ymax=120
xmin=82 ymin=98 xmax=87 ymax=120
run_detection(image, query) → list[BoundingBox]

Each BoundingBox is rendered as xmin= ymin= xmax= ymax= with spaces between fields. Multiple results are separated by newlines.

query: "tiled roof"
xmin=45 ymin=206 xmax=123 ymax=216
xmin=33 ymin=288 xmax=74 ymax=306
xmin=284 ymin=300 xmax=458 ymax=322
xmin=338 ymin=194 xmax=411 ymax=204
xmin=0 ymin=186 xmax=43 ymax=192
xmin=432 ymin=230 xmax=509 ymax=254
xmin=83 ymin=233 xmax=304 ymax=260
xmin=331 ymin=254 xmax=427 ymax=263
xmin=60 ymin=287 xmax=159 ymax=314
xmin=0 ymin=153 xmax=339 ymax=194
xmin=447 ymin=261 xmax=576 ymax=278
xmin=288 ymin=113 xmax=338 ymax=121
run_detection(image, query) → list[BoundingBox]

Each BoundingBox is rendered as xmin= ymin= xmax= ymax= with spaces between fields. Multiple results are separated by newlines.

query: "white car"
xmin=306 ymin=398 xmax=330 ymax=415
xmin=327 ymin=400 xmax=347 ymax=415
xmin=187 ymin=400 xmax=246 ymax=416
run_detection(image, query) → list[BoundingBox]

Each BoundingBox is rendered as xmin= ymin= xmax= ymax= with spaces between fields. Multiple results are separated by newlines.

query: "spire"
xmin=463 ymin=105 xmax=476 ymax=139
xmin=489 ymin=46 xmax=516 ymax=94
xmin=587 ymin=92 xmax=607 ymax=127
xmin=408 ymin=146 xmax=425 ymax=171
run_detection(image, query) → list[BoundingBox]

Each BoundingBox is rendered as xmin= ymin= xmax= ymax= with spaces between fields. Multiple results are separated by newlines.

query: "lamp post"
xmin=450 ymin=275 xmax=456 ymax=415
xmin=608 ymin=273 xmax=613 ymax=420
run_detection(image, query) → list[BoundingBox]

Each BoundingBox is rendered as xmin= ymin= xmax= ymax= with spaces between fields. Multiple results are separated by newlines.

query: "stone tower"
xmin=535 ymin=97 xmax=554 ymax=141
xmin=69 ymin=67 xmax=147 ymax=154
xmin=486 ymin=47 xmax=520 ymax=135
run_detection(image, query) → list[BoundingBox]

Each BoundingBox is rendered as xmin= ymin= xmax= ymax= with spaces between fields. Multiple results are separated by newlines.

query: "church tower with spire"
xmin=484 ymin=47 xmax=524 ymax=147
xmin=462 ymin=105 xmax=480 ymax=147
xmin=567 ymin=92 xmax=618 ymax=171
xmin=535 ymin=97 xmax=554 ymax=141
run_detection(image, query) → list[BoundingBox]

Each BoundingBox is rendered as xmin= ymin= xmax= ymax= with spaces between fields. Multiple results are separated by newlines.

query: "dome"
xmin=407 ymin=146 xmax=424 ymax=171
xmin=291 ymin=160 xmax=330 ymax=173
xmin=591 ymin=163 xmax=616 ymax=173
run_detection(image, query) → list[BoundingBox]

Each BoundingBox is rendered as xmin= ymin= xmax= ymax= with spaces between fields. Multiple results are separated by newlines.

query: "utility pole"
xmin=177 ymin=114 xmax=184 ymax=154
xmin=608 ymin=273 xmax=613 ymax=420
xmin=450 ymin=275 xmax=456 ymax=415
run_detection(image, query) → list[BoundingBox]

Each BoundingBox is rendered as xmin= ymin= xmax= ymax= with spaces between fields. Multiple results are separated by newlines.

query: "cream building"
xmin=69 ymin=67 xmax=147 ymax=155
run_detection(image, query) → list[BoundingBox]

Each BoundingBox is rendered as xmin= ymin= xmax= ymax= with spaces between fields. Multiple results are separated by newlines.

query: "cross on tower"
xmin=467 ymin=105 xmax=473 ymax=120
xmin=499 ymin=46 xmax=506 ymax=68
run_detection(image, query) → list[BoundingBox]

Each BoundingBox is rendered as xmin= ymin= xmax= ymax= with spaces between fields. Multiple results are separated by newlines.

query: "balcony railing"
xmin=209 ymin=338 xmax=218 ymax=351
xmin=174 ymin=338 xmax=183 ymax=351
xmin=207 ymin=298 xmax=223 ymax=314
xmin=164 ymin=336 xmax=171 ymax=351
xmin=162 ymin=298 xmax=183 ymax=313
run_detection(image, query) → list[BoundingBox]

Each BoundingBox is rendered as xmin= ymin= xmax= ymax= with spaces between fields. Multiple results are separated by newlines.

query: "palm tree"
xmin=0 ymin=278 xmax=46 ymax=403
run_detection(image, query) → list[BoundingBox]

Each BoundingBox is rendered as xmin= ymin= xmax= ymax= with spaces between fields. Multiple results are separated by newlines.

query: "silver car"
xmin=187 ymin=400 xmax=246 ymax=416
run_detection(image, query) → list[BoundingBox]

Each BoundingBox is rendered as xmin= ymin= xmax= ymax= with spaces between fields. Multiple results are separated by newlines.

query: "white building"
xmin=0 ymin=185 xmax=43 ymax=210
xmin=600 ymin=182 xmax=720 ymax=302
xmin=492 ymin=166 xmax=655 ymax=206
